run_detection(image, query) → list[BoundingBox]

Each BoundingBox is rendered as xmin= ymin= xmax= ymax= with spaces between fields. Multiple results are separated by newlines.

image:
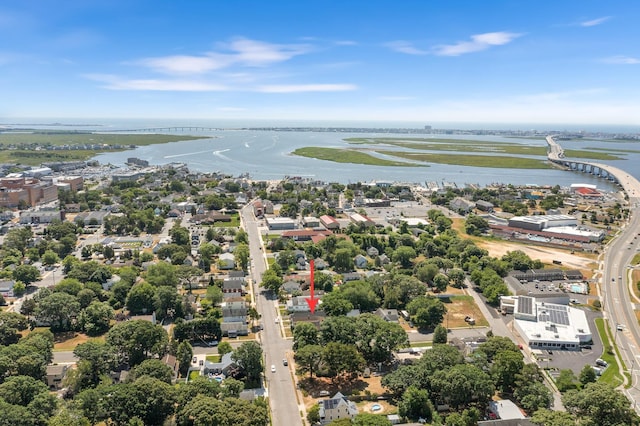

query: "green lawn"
xmin=292 ymin=147 xmax=421 ymax=167
xmin=594 ymin=318 xmax=625 ymax=386
xmin=206 ymin=354 xmax=221 ymax=363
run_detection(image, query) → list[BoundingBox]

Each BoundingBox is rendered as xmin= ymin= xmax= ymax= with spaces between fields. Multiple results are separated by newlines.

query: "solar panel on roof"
xmin=518 ymin=296 xmax=534 ymax=315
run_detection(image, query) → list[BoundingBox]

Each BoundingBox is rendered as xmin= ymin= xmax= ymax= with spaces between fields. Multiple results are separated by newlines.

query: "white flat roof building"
xmin=506 ymin=296 xmax=591 ymax=351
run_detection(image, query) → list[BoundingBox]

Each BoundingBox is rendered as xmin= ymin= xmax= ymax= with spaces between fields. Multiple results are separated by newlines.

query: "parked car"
xmin=596 ymin=358 xmax=608 ymax=367
xmin=282 ymin=358 xmax=288 ymax=366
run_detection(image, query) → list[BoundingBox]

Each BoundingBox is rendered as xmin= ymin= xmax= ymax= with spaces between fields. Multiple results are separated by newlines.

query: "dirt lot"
xmin=299 ymin=375 xmax=388 ymax=412
xmin=478 ymin=240 xmax=596 ymax=272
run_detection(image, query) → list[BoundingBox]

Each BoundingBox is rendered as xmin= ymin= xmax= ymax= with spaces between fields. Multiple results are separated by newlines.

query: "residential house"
xmin=290 ymin=312 xmax=327 ymax=330
xmin=282 ymin=280 xmax=302 ymax=294
xmin=0 ymin=280 xmax=15 ymax=297
xmin=341 ymin=272 xmax=362 ymax=282
xmin=46 ymin=364 xmax=69 ymax=390
xmin=222 ymin=278 xmax=244 ymax=299
xmin=354 ymin=254 xmax=368 ymax=269
xmin=375 ymin=308 xmax=399 ymax=322
xmin=218 ymin=252 xmax=235 ymax=270
xmin=377 ymin=254 xmax=390 ymax=266
xmin=221 ymin=300 xmax=248 ymax=323
xmin=203 ymin=352 xmax=238 ymax=377
xmin=319 ymin=392 xmax=359 ymax=425
xmin=366 ymin=246 xmax=379 ymax=257
xmin=287 ymin=295 xmax=317 ymax=313
xmin=450 ymin=197 xmax=476 ymax=214
xmin=162 ymin=353 xmax=179 ymax=380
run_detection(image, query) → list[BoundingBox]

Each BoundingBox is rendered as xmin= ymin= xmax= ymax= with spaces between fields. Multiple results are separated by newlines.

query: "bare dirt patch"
xmin=53 ymin=332 xmax=98 ymax=350
xmin=299 ymin=375 xmax=388 ymax=411
xmin=478 ymin=240 xmax=594 ymax=270
xmin=443 ymin=295 xmax=489 ymax=328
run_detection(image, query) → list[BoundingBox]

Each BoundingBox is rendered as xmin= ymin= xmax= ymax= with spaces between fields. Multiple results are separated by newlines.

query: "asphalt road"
xmin=240 ymin=203 xmax=302 ymax=426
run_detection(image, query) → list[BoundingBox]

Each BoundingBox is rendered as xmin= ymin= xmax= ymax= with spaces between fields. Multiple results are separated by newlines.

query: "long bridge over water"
xmin=546 ymin=135 xmax=640 ymax=198
xmin=104 ymin=126 xmax=226 ymax=133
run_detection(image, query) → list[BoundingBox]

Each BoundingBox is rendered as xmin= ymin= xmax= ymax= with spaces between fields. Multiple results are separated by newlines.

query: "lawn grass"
xmin=383 ymin=151 xmax=551 ymax=169
xmin=594 ymin=318 xmax=625 ymax=386
xmin=0 ymin=132 xmax=208 ymax=146
xmin=345 ymin=137 xmax=623 ymax=160
xmin=212 ymin=214 xmax=240 ymax=227
xmin=631 ymin=253 xmax=640 ymax=266
xmin=206 ymin=354 xmax=221 ymax=363
xmin=292 ymin=147 xmax=422 ymax=167
xmin=0 ymin=132 xmax=210 ymax=165
xmin=188 ymin=370 xmax=200 ymax=381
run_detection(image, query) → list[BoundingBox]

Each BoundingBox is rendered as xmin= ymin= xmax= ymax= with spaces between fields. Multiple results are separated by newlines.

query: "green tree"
xmin=234 ymin=243 xmax=250 ymax=271
xmin=531 ymin=408 xmax=576 ymax=426
xmin=12 ymin=264 xmax=40 ymax=285
xmin=322 ymin=342 xmax=365 ymax=381
xmin=579 ymin=364 xmax=597 ymax=386
xmin=126 ymin=282 xmax=157 ymax=314
xmin=562 ymin=382 xmax=640 ymax=426
xmin=293 ymin=321 xmax=319 ymax=350
xmin=406 ymin=296 xmax=446 ymax=330
xmin=433 ymin=324 xmax=448 ymax=344
xmin=352 ymin=413 xmax=392 ymax=426
xmin=176 ymin=394 xmax=268 ymax=426
xmin=398 ymin=386 xmax=435 ymax=422
xmin=145 ymin=261 xmax=178 ymax=287
xmin=41 ymin=249 xmax=60 ymax=266
xmin=127 ymin=359 xmax=173 ymax=384
xmin=217 ymin=341 xmax=233 ymax=357
xmin=0 ymin=311 xmax=28 ymax=346
xmin=106 ymin=319 xmax=169 ymax=366
xmin=491 ymin=350 xmax=524 ymax=392
xmin=555 ymin=369 xmax=578 ymax=392
xmin=430 ymin=364 xmax=494 ymax=410
xmin=261 ymin=268 xmax=283 ymax=293
xmin=78 ymin=301 xmax=114 ymax=336
xmin=392 ymin=246 xmax=417 ymax=269
xmin=319 ymin=291 xmax=353 ymax=316
xmin=232 ymin=341 xmax=263 ymax=385
xmin=307 ymin=404 xmax=321 ymax=425
xmin=176 ymin=341 xmax=194 ymax=378
xmin=432 ymin=273 xmax=450 ymax=292
xmin=294 ymin=344 xmax=323 ymax=379
xmin=35 ymin=291 xmax=81 ymax=331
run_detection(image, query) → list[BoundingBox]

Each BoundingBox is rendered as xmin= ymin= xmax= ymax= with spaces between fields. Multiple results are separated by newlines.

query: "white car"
xmin=617 ymin=324 xmax=625 ymax=331
xmin=271 ymin=365 xmax=276 ymax=373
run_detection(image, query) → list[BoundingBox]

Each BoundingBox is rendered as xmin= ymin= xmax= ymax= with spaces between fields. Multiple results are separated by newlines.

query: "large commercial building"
xmin=502 ymin=296 xmax=591 ymax=351
xmin=0 ymin=176 xmax=58 ymax=207
xmin=508 ymin=214 xmax=578 ymax=231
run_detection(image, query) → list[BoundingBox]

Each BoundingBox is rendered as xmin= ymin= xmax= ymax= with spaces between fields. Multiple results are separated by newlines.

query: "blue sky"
xmin=2 ymin=1 xmax=639 ymax=125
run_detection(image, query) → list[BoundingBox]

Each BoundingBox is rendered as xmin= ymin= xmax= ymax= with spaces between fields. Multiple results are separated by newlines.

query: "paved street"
xmin=240 ymin=203 xmax=303 ymax=426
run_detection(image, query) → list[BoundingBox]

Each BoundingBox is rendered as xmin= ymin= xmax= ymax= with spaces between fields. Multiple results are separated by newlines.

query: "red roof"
xmin=575 ymin=187 xmax=602 ymax=196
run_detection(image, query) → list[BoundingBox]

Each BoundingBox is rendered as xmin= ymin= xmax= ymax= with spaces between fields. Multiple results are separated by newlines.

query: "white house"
xmin=319 ymin=392 xmax=358 ymax=425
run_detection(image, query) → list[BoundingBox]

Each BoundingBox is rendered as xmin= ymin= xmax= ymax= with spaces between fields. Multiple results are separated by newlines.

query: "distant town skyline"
xmin=2 ymin=1 xmax=639 ymax=126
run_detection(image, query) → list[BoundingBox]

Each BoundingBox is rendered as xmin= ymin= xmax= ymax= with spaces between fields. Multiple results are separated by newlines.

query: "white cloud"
xmin=258 ymin=84 xmax=356 ymax=93
xmin=85 ymin=74 xmax=227 ymax=91
xmin=434 ymin=31 xmax=522 ymax=56
xmin=580 ymin=16 xmax=611 ymax=27
xmin=137 ymin=37 xmax=312 ymax=75
xmin=139 ymin=54 xmax=231 ymax=74
xmin=385 ymin=41 xmax=428 ymax=55
xmin=603 ymin=55 xmax=640 ymax=64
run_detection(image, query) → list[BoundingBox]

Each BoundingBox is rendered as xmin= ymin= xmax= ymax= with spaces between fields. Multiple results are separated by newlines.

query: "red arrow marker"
xmin=306 ymin=259 xmax=318 ymax=313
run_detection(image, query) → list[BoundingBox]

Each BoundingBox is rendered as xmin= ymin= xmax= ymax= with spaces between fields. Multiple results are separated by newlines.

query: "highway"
xmin=548 ymin=135 xmax=640 ymax=406
xmin=240 ymin=203 xmax=303 ymax=426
